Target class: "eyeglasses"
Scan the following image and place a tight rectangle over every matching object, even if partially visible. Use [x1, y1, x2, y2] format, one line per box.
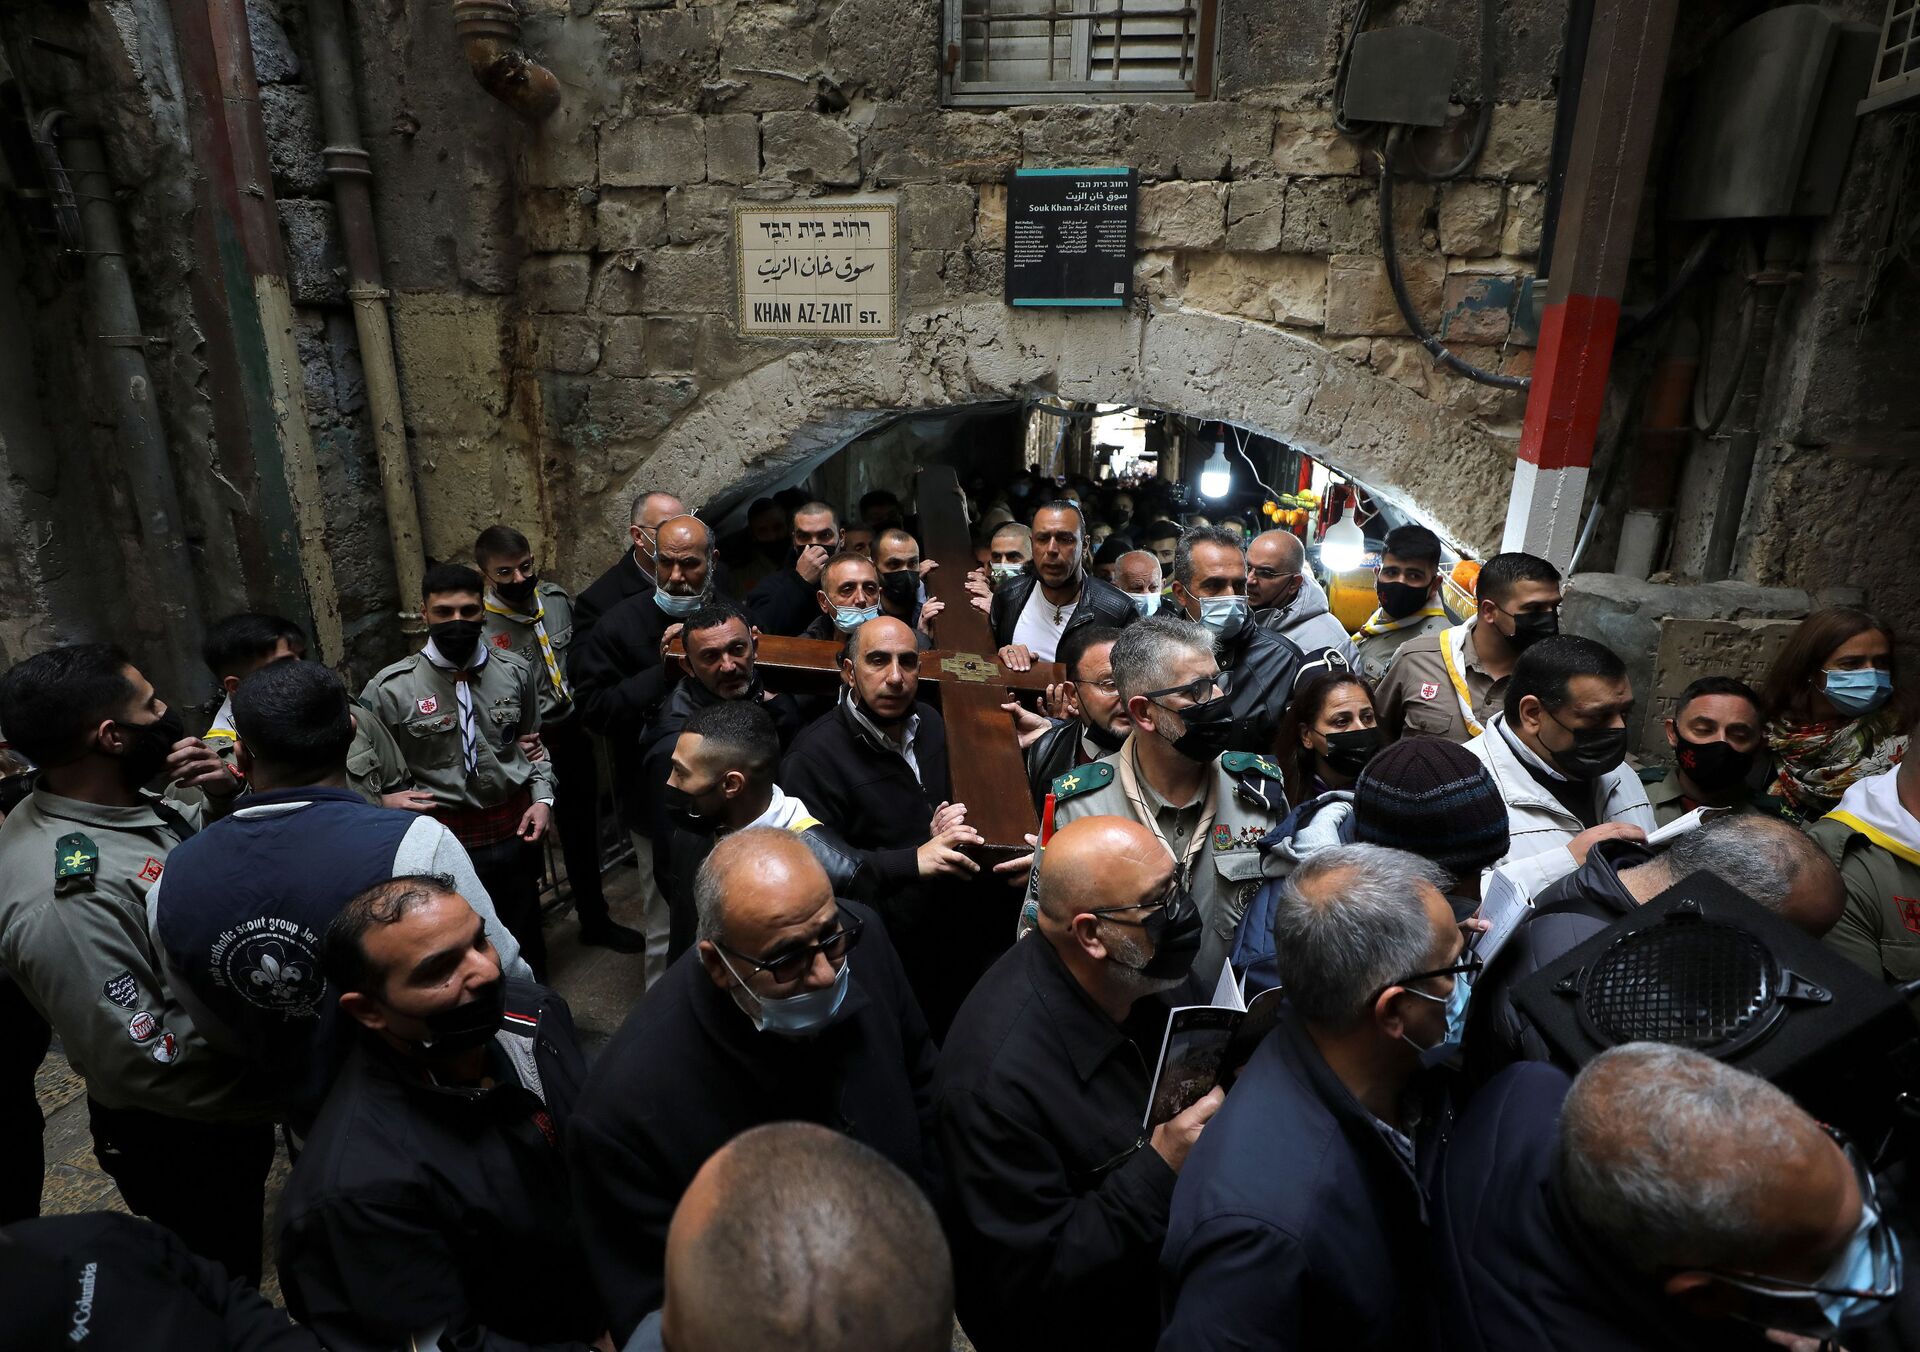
[1141, 669, 1232, 706]
[1084, 879, 1186, 926]
[714, 909, 864, 986]
[1074, 676, 1120, 696]
[1374, 949, 1484, 1003]
[1247, 566, 1296, 582]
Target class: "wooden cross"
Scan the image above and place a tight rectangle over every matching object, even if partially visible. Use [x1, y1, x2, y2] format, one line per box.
[698, 466, 1057, 863]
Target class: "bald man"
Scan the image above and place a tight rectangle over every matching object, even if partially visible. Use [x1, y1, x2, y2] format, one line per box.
[1248, 529, 1359, 666]
[571, 514, 721, 973]
[626, 1122, 953, 1352]
[935, 816, 1223, 1352]
[570, 828, 938, 1343]
[1112, 549, 1165, 617]
[575, 488, 686, 646]
[1438, 1045, 1905, 1349]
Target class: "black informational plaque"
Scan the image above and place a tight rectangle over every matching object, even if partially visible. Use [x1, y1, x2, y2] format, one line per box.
[1004, 167, 1136, 308]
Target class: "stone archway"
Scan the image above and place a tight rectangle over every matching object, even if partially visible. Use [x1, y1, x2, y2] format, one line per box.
[622, 302, 1517, 556]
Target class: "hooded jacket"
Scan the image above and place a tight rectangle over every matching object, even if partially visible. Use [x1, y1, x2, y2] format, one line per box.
[1256, 571, 1359, 668]
[1230, 791, 1357, 993]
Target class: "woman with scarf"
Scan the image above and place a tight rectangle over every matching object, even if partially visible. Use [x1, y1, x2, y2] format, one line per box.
[1760, 607, 1908, 824]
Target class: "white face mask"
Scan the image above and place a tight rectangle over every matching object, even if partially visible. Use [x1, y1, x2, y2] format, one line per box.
[1130, 591, 1161, 617]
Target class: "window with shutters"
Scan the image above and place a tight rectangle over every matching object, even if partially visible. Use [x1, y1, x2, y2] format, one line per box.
[942, 0, 1218, 105]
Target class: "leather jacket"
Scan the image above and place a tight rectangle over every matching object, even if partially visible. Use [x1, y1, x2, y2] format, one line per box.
[989, 571, 1138, 651]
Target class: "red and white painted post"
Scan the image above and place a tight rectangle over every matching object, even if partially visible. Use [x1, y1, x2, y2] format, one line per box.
[1502, 0, 1679, 567]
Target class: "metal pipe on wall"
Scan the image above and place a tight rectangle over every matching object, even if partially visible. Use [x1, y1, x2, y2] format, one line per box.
[307, 0, 427, 633]
[201, 0, 346, 662]
[452, 0, 562, 122]
[58, 123, 207, 690]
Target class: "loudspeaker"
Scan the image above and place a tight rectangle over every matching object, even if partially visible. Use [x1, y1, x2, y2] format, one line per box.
[1511, 870, 1920, 1153]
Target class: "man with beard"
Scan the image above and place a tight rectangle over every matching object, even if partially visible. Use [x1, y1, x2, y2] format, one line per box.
[574, 488, 685, 647]
[744, 501, 842, 636]
[1166, 526, 1310, 755]
[1049, 614, 1289, 993]
[0, 644, 265, 1280]
[1350, 525, 1455, 684]
[991, 502, 1137, 670]
[935, 816, 1223, 1352]
[1247, 529, 1358, 668]
[362, 564, 555, 977]
[1376, 551, 1563, 745]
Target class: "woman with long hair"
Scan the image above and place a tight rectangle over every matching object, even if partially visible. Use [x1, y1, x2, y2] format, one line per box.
[1275, 671, 1381, 807]
[1760, 606, 1909, 823]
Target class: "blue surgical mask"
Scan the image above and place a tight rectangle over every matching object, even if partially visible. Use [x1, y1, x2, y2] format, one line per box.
[1196, 594, 1251, 640]
[832, 604, 879, 633]
[1404, 972, 1471, 1054]
[1130, 591, 1161, 618]
[654, 587, 704, 618]
[1824, 668, 1893, 718]
[718, 952, 852, 1037]
[1714, 1187, 1903, 1338]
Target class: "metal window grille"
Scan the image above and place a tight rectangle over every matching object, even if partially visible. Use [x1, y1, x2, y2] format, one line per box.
[1862, 0, 1920, 113]
[943, 0, 1217, 105]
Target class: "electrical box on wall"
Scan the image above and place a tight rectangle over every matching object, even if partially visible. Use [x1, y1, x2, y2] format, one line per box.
[1667, 5, 1879, 220]
[1341, 27, 1460, 127]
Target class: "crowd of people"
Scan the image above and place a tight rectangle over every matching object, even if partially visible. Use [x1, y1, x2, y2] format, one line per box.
[0, 462, 1916, 1352]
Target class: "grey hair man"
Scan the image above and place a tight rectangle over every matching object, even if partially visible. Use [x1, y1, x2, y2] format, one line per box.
[1051, 614, 1290, 994]
[630, 1122, 952, 1352]
[1437, 1043, 1904, 1349]
[1247, 529, 1359, 667]
[575, 488, 687, 646]
[1160, 844, 1467, 1351]
[1165, 525, 1312, 753]
[569, 828, 939, 1343]
[1113, 549, 1165, 617]
[1465, 813, 1846, 1086]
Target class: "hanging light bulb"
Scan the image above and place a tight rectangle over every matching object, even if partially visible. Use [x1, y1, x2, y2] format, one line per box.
[1321, 494, 1366, 573]
[1198, 426, 1232, 499]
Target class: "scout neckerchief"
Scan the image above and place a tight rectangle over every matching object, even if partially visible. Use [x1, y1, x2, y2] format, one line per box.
[203, 694, 238, 747]
[485, 591, 572, 706]
[1437, 621, 1488, 738]
[1115, 732, 1218, 885]
[1824, 766, 1920, 867]
[1353, 602, 1448, 640]
[422, 638, 489, 777]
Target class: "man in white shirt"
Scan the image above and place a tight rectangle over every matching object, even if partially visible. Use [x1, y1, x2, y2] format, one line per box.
[989, 502, 1137, 670]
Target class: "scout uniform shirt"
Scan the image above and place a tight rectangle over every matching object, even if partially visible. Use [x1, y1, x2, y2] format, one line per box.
[1375, 619, 1506, 745]
[360, 644, 556, 814]
[1351, 605, 1453, 685]
[0, 788, 260, 1120]
[482, 581, 579, 727]
[1050, 740, 1288, 992]
[203, 692, 410, 806]
[1811, 768, 1920, 1011]
[1639, 765, 1779, 829]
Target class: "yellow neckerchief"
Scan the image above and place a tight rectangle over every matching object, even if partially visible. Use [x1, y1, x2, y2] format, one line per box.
[1354, 602, 1448, 640]
[1826, 770, 1920, 868]
[485, 591, 571, 703]
[1438, 621, 1486, 738]
[1115, 732, 1218, 884]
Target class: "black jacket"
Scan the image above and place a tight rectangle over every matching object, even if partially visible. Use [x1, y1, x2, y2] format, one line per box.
[1022, 718, 1106, 814]
[935, 933, 1176, 1352]
[568, 591, 677, 827]
[636, 679, 803, 846]
[0, 1212, 318, 1351]
[1160, 1015, 1451, 1352]
[275, 982, 603, 1352]
[744, 560, 817, 636]
[1463, 839, 1653, 1090]
[664, 813, 875, 961]
[989, 571, 1138, 652]
[567, 900, 940, 1342]
[1214, 619, 1309, 754]
[573, 549, 654, 650]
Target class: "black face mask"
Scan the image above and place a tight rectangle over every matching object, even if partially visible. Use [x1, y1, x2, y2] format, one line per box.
[660, 782, 723, 836]
[1158, 694, 1236, 763]
[1376, 580, 1431, 620]
[1545, 712, 1629, 781]
[1320, 726, 1381, 778]
[879, 570, 919, 610]
[429, 618, 485, 665]
[1502, 608, 1559, 651]
[112, 708, 186, 788]
[1119, 885, 1204, 982]
[418, 977, 506, 1058]
[495, 576, 537, 606]
[1085, 720, 1128, 754]
[1674, 735, 1756, 794]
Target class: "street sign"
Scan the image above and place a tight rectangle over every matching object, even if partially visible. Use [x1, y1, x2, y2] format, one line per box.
[1004, 167, 1136, 309]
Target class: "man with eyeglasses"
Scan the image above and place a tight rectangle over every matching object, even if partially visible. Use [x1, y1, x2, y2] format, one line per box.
[1049, 614, 1289, 992]
[1438, 1044, 1905, 1350]
[991, 501, 1137, 671]
[1010, 624, 1130, 813]
[569, 828, 938, 1345]
[1247, 529, 1358, 669]
[1377, 550, 1564, 746]
[1160, 844, 1467, 1352]
[574, 488, 685, 648]
[936, 815, 1223, 1352]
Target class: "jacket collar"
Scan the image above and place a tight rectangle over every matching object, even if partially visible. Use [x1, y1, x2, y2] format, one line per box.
[1024, 935, 1136, 1083]
[229, 786, 367, 817]
[1477, 714, 1589, 822]
[1275, 1015, 1440, 1215]
[1556, 838, 1657, 917]
[29, 787, 180, 833]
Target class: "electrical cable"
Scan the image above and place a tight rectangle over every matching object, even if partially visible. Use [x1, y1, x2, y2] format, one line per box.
[1615, 225, 1721, 349]
[1227, 425, 1287, 505]
[1691, 256, 1758, 436]
[1331, 0, 1375, 136]
[1385, 0, 1497, 183]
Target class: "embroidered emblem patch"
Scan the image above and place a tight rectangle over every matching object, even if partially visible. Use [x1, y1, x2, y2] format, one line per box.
[128, 1011, 158, 1044]
[1419, 682, 1440, 701]
[417, 696, 438, 716]
[1213, 825, 1234, 851]
[492, 632, 512, 648]
[103, 972, 138, 1009]
[137, 857, 164, 883]
[150, 1032, 179, 1065]
[1898, 897, 1920, 936]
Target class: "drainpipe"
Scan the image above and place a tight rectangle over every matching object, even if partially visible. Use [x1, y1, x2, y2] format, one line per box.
[308, 0, 427, 634]
[1614, 317, 1698, 579]
[452, 0, 562, 123]
[202, 0, 346, 663]
[57, 122, 207, 691]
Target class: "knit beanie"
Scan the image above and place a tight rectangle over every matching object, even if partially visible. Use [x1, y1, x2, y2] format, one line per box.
[1353, 736, 1509, 879]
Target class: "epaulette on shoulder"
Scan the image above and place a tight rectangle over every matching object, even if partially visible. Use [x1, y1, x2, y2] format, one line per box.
[1638, 765, 1670, 784]
[1050, 762, 1113, 801]
[1221, 751, 1284, 781]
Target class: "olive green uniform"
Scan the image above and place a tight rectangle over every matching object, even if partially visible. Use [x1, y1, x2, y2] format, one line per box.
[358, 648, 555, 812]
[1050, 743, 1288, 992]
[1639, 766, 1779, 830]
[1374, 619, 1505, 745]
[1352, 611, 1452, 685]
[482, 581, 578, 725]
[1811, 814, 1920, 1013]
